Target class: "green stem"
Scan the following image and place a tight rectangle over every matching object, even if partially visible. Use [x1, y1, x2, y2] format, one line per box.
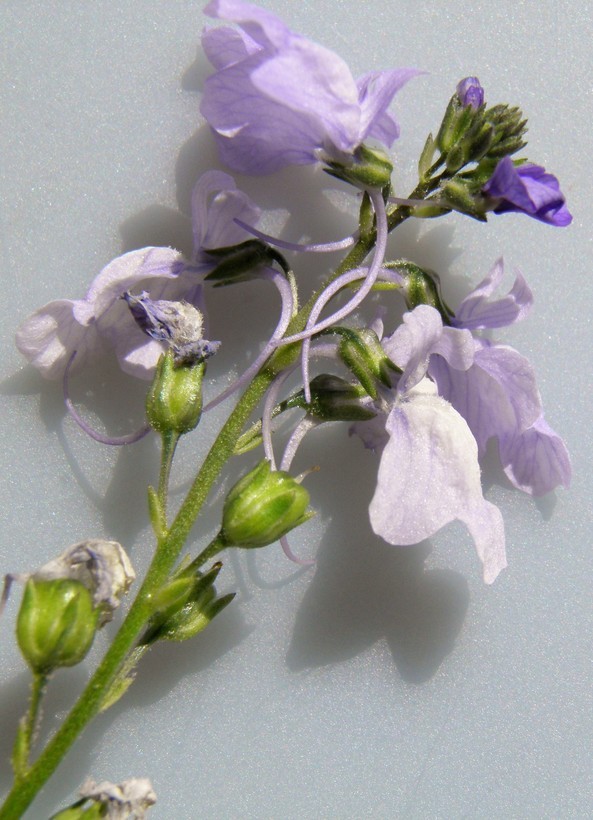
[157, 430, 179, 515]
[188, 532, 228, 572]
[11, 672, 48, 781]
[0, 182, 433, 818]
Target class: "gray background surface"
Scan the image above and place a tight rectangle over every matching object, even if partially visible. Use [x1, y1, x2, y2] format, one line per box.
[1, 1, 592, 817]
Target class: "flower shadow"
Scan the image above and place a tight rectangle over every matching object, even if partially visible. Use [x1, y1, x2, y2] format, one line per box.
[286, 533, 469, 684]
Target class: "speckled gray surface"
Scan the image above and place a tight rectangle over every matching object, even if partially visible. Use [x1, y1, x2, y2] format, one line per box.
[1, 1, 592, 817]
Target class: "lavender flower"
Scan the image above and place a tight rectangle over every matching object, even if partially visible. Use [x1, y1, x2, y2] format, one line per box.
[200, 0, 419, 175]
[353, 305, 507, 583]
[15, 171, 260, 380]
[483, 156, 572, 226]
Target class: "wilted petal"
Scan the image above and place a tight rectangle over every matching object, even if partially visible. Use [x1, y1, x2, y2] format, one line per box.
[79, 776, 156, 819]
[454, 257, 533, 330]
[369, 380, 506, 583]
[500, 415, 571, 496]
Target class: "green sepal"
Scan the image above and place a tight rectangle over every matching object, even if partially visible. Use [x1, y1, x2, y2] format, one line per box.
[331, 327, 398, 398]
[205, 239, 290, 284]
[146, 351, 204, 436]
[17, 579, 99, 675]
[324, 143, 393, 189]
[304, 374, 377, 421]
[147, 485, 167, 539]
[383, 260, 454, 322]
[418, 132, 437, 180]
[140, 562, 233, 645]
[221, 460, 313, 549]
[440, 178, 488, 221]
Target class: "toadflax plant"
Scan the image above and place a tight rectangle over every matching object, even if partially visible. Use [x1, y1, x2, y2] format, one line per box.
[1, 1, 571, 816]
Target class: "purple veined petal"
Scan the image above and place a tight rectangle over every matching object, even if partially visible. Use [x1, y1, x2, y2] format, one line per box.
[202, 24, 260, 70]
[454, 257, 533, 330]
[429, 341, 542, 454]
[484, 157, 573, 226]
[499, 415, 572, 496]
[350, 413, 389, 452]
[369, 380, 507, 583]
[201, 60, 328, 174]
[191, 170, 262, 251]
[204, 0, 292, 51]
[433, 326, 475, 371]
[251, 39, 361, 154]
[15, 298, 102, 380]
[357, 68, 422, 145]
[86, 247, 185, 316]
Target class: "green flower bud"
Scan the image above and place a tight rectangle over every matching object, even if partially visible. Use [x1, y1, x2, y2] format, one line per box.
[436, 94, 477, 155]
[337, 328, 398, 398]
[440, 178, 488, 221]
[221, 460, 313, 549]
[141, 562, 234, 645]
[146, 349, 205, 435]
[325, 143, 393, 189]
[17, 579, 99, 674]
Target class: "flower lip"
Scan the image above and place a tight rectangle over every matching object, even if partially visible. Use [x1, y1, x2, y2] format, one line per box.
[483, 156, 572, 226]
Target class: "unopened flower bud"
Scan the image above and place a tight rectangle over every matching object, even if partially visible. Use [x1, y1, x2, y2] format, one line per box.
[146, 349, 205, 435]
[221, 460, 313, 549]
[456, 76, 484, 109]
[17, 578, 99, 674]
[325, 143, 393, 189]
[141, 562, 234, 645]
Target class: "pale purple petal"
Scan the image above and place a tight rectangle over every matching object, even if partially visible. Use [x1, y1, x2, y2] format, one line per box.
[86, 247, 184, 316]
[369, 381, 506, 583]
[500, 415, 571, 496]
[382, 305, 473, 394]
[192, 170, 262, 250]
[204, 0, 291, 50]
[202, 24, 259, 69]
[357, 68, 422, 144]
[15, 299, 101, 379]
[252, 41, 361, 153]
[429, 341, 542, 454]
[454, 257, 533, 330]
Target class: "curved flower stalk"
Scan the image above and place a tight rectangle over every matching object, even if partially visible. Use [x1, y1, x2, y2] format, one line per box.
[203, 267, 296, 411]
[274, 188, 388, 402]
[16, 171, 261, 381]
[201, 0, 420, 174]
[234, 217, 357, 254]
